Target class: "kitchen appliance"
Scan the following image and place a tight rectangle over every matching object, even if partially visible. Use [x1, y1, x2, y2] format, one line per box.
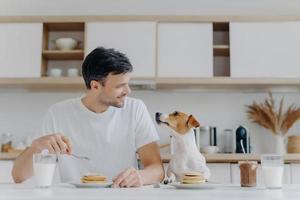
[236, 126, 250, 153]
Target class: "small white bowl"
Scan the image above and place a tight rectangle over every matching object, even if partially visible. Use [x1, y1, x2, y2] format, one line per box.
[55, 38, 78, 50]
[48, 68, 62, 77]
[200, 146, 219, 154]
[67, 68, 79, 77]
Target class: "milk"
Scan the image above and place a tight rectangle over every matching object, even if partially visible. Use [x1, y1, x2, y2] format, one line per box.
[262, 166, 283, 189]
[33, 163, 56, 187]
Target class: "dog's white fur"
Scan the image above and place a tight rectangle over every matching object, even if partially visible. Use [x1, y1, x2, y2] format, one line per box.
[157, 113, 210, 183]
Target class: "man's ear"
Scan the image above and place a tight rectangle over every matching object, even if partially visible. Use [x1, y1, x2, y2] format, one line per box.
[187, 115, 200, 128]
[90, 80, 101, 90]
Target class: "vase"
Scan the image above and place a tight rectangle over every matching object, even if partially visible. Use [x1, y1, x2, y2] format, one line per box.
[274, 135, 287, 154]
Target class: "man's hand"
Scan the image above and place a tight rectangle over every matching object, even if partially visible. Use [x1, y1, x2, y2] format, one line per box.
[112, 167, 143, 188]
[30, 134, 72, 154]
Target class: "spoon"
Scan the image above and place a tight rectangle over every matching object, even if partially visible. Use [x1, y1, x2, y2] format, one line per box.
[70, 153, 91, 161]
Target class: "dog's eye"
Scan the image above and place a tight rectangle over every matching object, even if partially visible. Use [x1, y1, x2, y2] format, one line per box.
[173, 111, 179, 116]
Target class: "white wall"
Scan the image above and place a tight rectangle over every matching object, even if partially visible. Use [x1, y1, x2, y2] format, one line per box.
[1, 0, 300, 16]
[1, 91, 300, 153]
[1, 0, 300, 153]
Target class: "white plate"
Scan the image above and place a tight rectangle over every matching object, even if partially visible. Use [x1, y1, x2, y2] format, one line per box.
[69, 181, 113, 188]
[170, 182, 217, 189]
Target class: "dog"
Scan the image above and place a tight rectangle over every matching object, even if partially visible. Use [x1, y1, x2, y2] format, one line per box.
[155, 111, 210, 183]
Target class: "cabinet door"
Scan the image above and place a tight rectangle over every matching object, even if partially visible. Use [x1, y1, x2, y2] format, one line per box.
[157, 23, 213, 77]
[231, 164, 291, 185]
[0, 23, 42, 77]
[0, 161, 13, 183]
[86, 22, 156, 77]
[207, 163, 231, 184]
[291, 164, 300, 183]
[230, 22, 300, 77]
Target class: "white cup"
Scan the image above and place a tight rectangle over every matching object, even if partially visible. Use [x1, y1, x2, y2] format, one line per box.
[48, 68, 62, 77]
[33, 153, 56, 188]
[67, 68, 79, 77]
[261, 154, 284, 189]
[200, 146, 219, 154]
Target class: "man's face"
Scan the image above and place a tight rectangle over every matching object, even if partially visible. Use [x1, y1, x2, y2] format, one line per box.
[96, 73, 131, 108]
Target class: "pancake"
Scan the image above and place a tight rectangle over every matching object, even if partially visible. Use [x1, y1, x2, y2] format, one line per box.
[81, 173, 107, 184]
[181, 171, 205, 184]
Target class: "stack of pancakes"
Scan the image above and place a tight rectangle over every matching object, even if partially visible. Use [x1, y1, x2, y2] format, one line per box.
[181, 171, 205, 184]
[81, 173, 107, 184]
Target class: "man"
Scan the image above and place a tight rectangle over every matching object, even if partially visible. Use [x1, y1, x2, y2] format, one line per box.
[12, 47, 164, 187]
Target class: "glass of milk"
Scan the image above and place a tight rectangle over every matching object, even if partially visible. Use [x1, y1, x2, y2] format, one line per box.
[33, 153, 57, 188]
[261, 154, 284, 189]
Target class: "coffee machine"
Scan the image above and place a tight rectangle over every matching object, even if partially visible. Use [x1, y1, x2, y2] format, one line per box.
[236, 126, 250, 153]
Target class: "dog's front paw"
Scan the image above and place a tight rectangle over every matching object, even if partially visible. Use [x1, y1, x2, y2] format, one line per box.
[164, 174, 176, 184]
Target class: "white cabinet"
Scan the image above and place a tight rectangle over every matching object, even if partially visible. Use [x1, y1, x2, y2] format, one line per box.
[86, 22, 156, 77]
[230, 22, 300, 78]
[157, 23, 213, 77]
[0, 161, 13, 183]
[290, 164, 300, 184]
[231, 164, 291, 185]
[207, 163, 231, 184]
[0, 23, 42, 77]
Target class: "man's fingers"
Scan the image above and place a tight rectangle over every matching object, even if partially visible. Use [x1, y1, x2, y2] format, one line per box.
[46, 143, 56, 154]
[120, 172, 135, 187]
[61, 135, 72, 154]
[50, 140, 61, 154]
[113, 168, 133, 187]
[56, 136, 68, 154]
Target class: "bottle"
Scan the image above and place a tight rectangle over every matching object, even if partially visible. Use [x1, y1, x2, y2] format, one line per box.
[223, 129, 234, 153]
[1, 133, 12, 152]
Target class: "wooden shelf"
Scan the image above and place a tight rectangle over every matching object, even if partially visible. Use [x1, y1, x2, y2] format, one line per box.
[44, 22, 84, 31]
[0, 77, 299, 91]
[213, 45, 230, 56]
[156, 77, 300, 90]
[161, 153, 300, 163]
[42, 50, 84, 60]
[0, 77, 155, 91]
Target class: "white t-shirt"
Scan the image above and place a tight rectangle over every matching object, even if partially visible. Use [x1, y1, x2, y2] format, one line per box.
[39, 97, 159, 182]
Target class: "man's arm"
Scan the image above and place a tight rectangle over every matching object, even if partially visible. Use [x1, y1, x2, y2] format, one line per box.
[112, 142, 164, 187]
[12, 134, 72, 183]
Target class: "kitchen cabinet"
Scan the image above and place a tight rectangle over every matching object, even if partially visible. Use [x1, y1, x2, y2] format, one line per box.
[230, 22, 300, 78]
[231, 163, 291, 185]
[0, 23, 42, 77]
[207, 163, 231, 184]
[86, 22, 156, 78]
[290, 164, 300, 184]
[157, 23, 213, 77]
[0, 161, 13, 183]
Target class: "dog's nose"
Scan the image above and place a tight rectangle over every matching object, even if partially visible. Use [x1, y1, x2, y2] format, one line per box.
[155, 112, 162, 124]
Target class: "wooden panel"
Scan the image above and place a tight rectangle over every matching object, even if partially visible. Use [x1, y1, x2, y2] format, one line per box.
[157, 23, 213, 77]
[86, 22, 156, 77]
[44, 22, 84, 31]
[0, 23, 42, 77]
[213, 45, 230, 56]
[230, 22, 300, 77]
[42, 50, 84, 60]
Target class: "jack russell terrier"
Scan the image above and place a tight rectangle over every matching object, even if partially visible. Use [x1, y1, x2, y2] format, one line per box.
[155, 111, 210, 183]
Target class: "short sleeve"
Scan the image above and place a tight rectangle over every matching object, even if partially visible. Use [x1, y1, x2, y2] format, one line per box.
[135, 100, 160, 150]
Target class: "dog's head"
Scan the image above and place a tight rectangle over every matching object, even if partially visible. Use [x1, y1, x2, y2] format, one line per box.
[155, 111, 200, 134]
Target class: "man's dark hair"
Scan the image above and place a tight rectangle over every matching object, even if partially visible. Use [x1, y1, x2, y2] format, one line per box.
[82, 47, 133, 89]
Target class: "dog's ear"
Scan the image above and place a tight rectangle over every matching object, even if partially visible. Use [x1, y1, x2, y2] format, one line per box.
[187, 115, 200, 128]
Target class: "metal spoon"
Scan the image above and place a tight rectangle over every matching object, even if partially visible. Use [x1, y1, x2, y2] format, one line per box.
[70, 153, 91, 161]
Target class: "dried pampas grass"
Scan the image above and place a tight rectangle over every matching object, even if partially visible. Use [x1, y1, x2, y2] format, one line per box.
[246, 92, 300, 136]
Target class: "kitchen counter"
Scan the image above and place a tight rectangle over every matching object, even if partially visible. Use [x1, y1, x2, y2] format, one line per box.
[3, 152, 300, 163]
[0, 183, 299, 200]
[161, 153, 300, 163]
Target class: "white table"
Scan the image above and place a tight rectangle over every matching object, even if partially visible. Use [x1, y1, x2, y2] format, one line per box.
[0, 183, 300, 200]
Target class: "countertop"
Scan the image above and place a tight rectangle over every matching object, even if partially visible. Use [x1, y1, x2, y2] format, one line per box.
[3, 152, 300, 163]
[0, 183, 299, 200]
